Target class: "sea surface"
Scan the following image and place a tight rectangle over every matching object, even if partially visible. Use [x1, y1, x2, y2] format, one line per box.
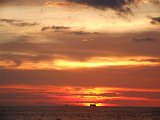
[0, 107, 160, 120]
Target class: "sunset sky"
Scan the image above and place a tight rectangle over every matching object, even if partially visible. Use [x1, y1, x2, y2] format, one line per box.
[0, 0, 160, 107]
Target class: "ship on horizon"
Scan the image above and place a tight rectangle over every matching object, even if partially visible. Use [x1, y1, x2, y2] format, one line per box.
[90, 104, 96, 106]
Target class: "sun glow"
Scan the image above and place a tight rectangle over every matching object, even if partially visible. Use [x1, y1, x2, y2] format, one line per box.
[83, 103, 106, 106]
[54, 56, 160, 69]
[0, 56, 159, 70]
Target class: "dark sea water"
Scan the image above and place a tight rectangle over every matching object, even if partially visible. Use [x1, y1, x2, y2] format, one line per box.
[0, 107, 160, 120]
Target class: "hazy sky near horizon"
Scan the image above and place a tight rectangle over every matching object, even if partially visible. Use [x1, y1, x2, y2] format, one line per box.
[0, 0, 160, 107]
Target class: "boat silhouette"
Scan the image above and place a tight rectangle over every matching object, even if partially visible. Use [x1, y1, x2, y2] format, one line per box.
[90, 104, 96, 106]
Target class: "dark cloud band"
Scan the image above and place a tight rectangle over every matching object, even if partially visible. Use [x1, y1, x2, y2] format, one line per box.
[150, 17, 160, 25]
[0, 19, 39, 27]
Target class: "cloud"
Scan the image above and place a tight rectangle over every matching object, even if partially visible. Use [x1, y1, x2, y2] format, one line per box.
[41, 25, 99, 35]
[119, 90, 160, 99]
[0, 52, 53, 67]
[151, 0, 160, 4]
[12, 22, 39, 27]
[0, 31, 160, 66]
[1, 0, 159, 11]
[67, 31, 99, 35]
[0, 0, 46, 6]
[44, 1, 80, 7]
[41, 25, 70, 31]
[132, 37, 156, 42]
[150, 17, 160, 25]
[70, 90, 160, 99]
[46, 0, 134, 15]
[0, 19, 21, 23]
[0, 88, 46, 99]
[130, 58, 160, 63]
[65, 0, 160, 14]
[103, 98, 160, 107]
[0, 86, 160, 106]
[0, 66, 160, 89]
[0, 88, 60, 106]
[0, 18, 39, 27]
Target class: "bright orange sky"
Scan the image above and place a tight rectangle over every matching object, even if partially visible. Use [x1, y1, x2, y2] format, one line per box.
[0, 0, 160, 107]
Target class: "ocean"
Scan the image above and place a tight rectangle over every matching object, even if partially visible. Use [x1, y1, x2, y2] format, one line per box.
[0, 107, 160, 120]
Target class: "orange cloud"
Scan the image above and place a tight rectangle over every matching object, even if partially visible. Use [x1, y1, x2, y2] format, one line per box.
[54, 56, 160, 69]
[44, 1, 87, 8]
[0, 56, 159, 70]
